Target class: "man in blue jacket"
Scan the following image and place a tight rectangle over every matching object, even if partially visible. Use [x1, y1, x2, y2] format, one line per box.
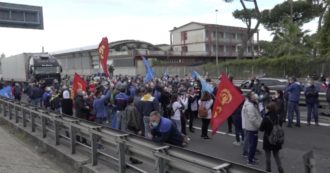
[93, 84, 112, 124]
[304, 79, 319, 125]
[285, 77, 301, 127]
[149, 111, 185, 146]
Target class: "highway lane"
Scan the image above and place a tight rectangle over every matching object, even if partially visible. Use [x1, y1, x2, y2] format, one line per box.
[185, 117, 330, 173]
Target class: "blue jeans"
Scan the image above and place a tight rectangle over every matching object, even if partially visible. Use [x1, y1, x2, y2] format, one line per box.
[288, 101, 300, 126]
[143, 116, 151, 139]
[31, 98, 41, 107]
[242, 130, 249, 156]
[111, 111, 117, 129]
[172, 119, 182, 133]
[246, 130, 258, 163]
[115, 111, 124, 130]
[307, 103, 318, 124]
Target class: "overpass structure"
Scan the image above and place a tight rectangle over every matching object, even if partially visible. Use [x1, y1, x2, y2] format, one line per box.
[0, 97, 266, 173]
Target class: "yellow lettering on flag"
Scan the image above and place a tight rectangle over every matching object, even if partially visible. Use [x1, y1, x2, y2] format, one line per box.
[213, 89, 233, 118]
[99, 45, 105, 59]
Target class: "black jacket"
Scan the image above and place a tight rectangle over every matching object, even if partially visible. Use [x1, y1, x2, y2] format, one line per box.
[61, 99, 73, 116]
[260, 112, 283, 151]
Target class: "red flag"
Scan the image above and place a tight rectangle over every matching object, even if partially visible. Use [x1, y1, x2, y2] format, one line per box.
[211, 74, 244, 135]
[98, 37, 110, 77]
[72, 73, 87, 98]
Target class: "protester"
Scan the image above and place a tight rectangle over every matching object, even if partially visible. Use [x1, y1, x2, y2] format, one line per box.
[242, 91, 262, 165]
[50, 90, 61, 113]
[114, 84, 129, 130]
[13, 83, 22, 101]
[171, 94, 184, 133]
[260, 102, 284, 173]
[198, 91, 213, 140]
[304, 78, 319, 126]
[187, 87, 199, 133]
[149, 111, 187, 146]
[124, 96, 141, 134]
[93, 86, 112, 124]
[258, 85, 271, 117]
[61, 90, 73, 116]
[273, 90, 285, 125]
[42, 87, 52, 109]
[285, 77, 301, 127]
[139, 87, 159, 139]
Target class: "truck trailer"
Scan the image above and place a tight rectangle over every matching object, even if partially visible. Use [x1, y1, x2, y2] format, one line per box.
[1, 53, 62, 84]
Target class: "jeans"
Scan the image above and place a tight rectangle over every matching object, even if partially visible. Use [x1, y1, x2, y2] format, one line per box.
[115, 111, 123, 130]
[96, 117, 107, 124]
[180, 113, 187, 135]
[265, 150, 284, 173]
[143, 116, 151, 139]
[288, 101, 300, 126]
[173, 119, 182, 133]
[111, 111, 118, 129]
[246, 130, 258, 163]
[307, 103, 318, 124]
[201, 118, 210, 137]
[227, 116, 233, 132]
[31, 98, 41, 107]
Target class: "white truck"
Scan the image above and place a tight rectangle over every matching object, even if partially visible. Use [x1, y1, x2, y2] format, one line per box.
[1, 53, 62, 84]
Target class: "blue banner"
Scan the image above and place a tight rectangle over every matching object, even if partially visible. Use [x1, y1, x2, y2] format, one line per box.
[0, 86, 12, 99]
[142, 56, 154, 83]
[192, 71, 214, 94]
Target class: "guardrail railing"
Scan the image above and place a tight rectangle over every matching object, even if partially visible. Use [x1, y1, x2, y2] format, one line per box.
[0, 97, 266, 173]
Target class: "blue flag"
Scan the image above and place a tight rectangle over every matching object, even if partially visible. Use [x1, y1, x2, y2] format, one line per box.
[0, 86, 12, 99]
[192, 71, 214, 94]
[142, 56, 154, 83]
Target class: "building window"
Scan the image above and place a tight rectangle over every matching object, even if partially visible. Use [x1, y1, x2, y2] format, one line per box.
[181, 31, 187, 41]
[182, 46, 188, 52]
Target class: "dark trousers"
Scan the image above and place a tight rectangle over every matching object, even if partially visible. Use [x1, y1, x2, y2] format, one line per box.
[227, 116, 233, 132]
[189, 111, 198, 130]
[265, 150, 284, 173]
[246, 130, 258, 163]
[288, 101, 300, 126]
[181, 113, 187, 135]
[201, 118, 210, 137]
[307, 103, 319, 124]
[234, 119, 244, 142]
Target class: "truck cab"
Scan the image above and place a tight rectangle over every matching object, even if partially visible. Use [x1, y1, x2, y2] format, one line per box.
[29, 54, 62, 84]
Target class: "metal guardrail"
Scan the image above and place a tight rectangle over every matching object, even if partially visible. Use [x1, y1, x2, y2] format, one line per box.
[0, 97, 266, 173]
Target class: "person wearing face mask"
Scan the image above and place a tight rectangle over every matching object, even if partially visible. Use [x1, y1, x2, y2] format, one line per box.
[326, 78, 330, 115]
[273, 90, 285, 126]
[149, 111, 186, 146]
[242, 91, 262, 165]
[304, 79, 319, 126]
[285, 77, 301, 128]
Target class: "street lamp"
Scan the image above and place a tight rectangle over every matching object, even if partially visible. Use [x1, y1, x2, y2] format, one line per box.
[215, 9, 219, 66]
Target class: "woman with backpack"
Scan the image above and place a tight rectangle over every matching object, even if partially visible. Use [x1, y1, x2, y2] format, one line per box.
[260, 102, 284, 173]
[198, 91, 213, 139]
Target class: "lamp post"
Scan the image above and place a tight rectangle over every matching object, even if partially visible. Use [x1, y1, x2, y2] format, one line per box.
[215, 9, 219, 66]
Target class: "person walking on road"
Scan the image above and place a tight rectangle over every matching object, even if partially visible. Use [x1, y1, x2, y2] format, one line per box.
[304, 78, 319, 126]
[273, 90, 285, 126]
[242, 91, 262, 165]
[285, 77, 301, 128]
[198, 91, 213, 140]
[260, 102, 284, 173]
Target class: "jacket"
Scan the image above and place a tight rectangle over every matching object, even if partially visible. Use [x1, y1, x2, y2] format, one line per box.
[61, 99, 73, 116]
[304, 85, 319, 104]
[125, 104, 141, 132]
[260, 112, 283, 151]
[93, 90, 111, 118]
[114, 92, 128, 111]
[242, 99, 262, 131]
[75, 95, 88, 119]
[285, 83, 301, 103]
[139, 93, 159, 117]
[151, 117, 183, 146]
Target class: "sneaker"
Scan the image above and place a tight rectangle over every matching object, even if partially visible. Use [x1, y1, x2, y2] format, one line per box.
[203, 136, 211, 140]
[242, 153, 248, 158]
[247, 160, 258, 166]
[233, 141, 241, 146]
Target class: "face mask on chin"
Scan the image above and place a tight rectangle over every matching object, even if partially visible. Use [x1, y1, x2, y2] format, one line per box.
[150, 122, 159, 128]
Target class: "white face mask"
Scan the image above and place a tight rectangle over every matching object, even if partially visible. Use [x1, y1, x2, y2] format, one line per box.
[326, 81, 330, 85]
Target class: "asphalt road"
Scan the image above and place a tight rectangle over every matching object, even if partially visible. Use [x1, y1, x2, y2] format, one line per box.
[185, 112, 330, 173]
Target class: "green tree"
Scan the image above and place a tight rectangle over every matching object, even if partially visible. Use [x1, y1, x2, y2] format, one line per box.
[272, 18, 310, 56]
[320, 4, 330, 55]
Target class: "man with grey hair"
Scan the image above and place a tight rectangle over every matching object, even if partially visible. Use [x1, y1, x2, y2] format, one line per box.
[149, 111, 186, 146]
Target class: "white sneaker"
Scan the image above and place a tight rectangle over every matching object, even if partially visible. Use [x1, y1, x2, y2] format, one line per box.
[233, 141, 241, 146]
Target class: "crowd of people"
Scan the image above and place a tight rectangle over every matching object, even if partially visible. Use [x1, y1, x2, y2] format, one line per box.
[3, 73, 330, 173]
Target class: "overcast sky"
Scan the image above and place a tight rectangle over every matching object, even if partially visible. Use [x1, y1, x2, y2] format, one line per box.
[0, 0, 317, 56]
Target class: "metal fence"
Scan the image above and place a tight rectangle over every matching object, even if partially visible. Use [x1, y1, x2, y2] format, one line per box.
[0, 98, 266, 173]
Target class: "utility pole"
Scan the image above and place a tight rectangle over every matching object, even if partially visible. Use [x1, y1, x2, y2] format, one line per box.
[215, 9, 219, 66]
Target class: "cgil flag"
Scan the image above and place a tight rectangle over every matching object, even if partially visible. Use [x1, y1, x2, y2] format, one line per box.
[211, 74, 244, 135]
[72, 73, 87, 98]
[192, 71, 214, 94]
[98, 37, 110, 77]
[142, 56, 154, 83]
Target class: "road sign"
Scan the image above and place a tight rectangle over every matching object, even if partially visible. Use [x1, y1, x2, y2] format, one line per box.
[0, 2, 43, 29]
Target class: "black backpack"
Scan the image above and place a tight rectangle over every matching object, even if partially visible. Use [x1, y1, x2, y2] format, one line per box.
[268, 117, 285, 145]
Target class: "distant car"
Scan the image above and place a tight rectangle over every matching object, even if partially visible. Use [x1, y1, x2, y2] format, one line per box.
[240, 78, 288, 91]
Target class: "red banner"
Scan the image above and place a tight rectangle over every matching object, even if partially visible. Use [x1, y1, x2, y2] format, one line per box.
[72, 73, 87, 98]
[98, 37, 110, 77]
[211, 74, 245, 135]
